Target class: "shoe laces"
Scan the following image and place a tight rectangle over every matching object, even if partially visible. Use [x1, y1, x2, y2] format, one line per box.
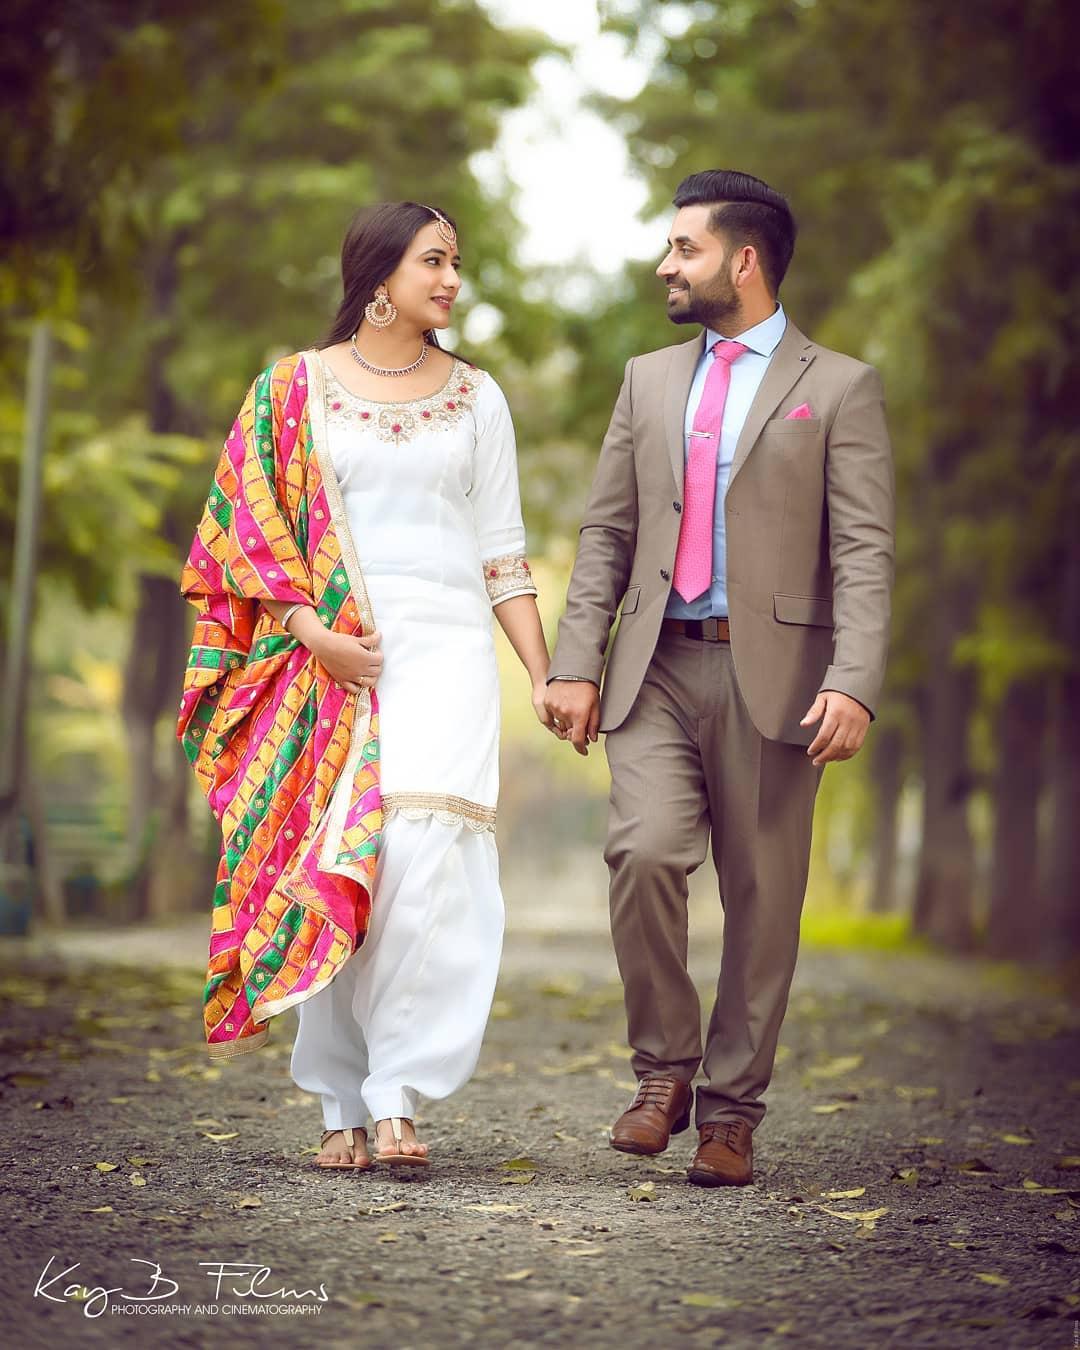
[701, 1121, 745, 1148]
[632, 1076, 679, 1109]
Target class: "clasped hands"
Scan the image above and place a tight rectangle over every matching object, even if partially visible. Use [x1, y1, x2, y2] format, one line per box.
[540, 680, 870, 765]
[287, 605, 383, 695]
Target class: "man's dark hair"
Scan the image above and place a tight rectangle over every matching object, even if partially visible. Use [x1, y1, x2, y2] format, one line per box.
[673, 170, 797, 294]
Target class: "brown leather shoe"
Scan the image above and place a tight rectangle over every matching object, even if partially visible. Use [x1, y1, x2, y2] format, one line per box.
[687, 1120, 754, 1187]
[609, 1074, 692, 1155]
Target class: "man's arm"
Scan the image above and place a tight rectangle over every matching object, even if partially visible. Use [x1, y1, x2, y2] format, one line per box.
[817, 363, 895, 717]
[548, 357, 639, 685]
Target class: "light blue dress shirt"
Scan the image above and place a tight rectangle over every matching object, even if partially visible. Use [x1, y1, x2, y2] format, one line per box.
[665, 303, 788, 620]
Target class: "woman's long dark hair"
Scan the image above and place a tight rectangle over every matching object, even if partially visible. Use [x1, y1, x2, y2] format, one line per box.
[320, 201, 460, 350]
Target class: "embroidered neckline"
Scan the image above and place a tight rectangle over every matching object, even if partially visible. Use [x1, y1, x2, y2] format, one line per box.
[323, 358, 484, 446]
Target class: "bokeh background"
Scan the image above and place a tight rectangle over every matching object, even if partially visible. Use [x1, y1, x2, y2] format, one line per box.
[2, 0, 1078, 970]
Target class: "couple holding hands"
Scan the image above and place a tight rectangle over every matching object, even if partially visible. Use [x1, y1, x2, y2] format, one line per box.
[178, 169, 894, 1186]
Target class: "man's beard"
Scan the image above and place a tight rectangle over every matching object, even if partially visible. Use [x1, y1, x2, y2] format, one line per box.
[668, 269, 741, 329]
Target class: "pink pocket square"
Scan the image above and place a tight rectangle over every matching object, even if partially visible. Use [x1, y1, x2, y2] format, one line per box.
[785, 402, 813, 420]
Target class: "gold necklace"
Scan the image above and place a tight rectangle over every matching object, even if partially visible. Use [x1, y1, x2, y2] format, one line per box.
[349, 334, 428, 378]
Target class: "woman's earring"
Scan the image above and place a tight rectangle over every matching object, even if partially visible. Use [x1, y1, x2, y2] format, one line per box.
[364, 285, 397, 329]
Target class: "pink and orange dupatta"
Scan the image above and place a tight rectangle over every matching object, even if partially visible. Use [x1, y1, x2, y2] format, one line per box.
[177, 352, 381, 1058]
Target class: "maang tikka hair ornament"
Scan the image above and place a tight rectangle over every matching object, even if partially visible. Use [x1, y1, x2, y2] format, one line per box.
[427, 207, 457, 249]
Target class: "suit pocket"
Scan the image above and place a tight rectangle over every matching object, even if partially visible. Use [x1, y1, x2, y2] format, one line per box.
[774, 593, 833, 627]
[765, 418, 822, 433]
[621, 585, 640, 616]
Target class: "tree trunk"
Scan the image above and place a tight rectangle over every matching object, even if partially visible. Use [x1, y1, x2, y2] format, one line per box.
[985, 677, 1047, 958]
[912, 586, 978, 950]
[868, 723, 904, 914]
[1042, 523, 1080, 958]
[121, 236, 194, 917]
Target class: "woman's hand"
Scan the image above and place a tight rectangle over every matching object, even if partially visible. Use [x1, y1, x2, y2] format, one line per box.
[309, 629, 383, 696]
[533, 680, 561, 735]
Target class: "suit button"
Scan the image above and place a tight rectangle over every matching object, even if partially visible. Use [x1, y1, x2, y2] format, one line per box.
[673, 501, 682, 513]
[660, 568, 670, 581]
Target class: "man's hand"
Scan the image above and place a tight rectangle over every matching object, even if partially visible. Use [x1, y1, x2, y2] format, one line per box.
[544, 680, 601, 756]
[800, 690, 870, 767]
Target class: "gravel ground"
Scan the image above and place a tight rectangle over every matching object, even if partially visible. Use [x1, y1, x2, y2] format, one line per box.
[1, 921, 1078, 1350]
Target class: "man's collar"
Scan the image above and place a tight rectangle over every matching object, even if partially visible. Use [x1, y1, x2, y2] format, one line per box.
[705, 302, 787, 358]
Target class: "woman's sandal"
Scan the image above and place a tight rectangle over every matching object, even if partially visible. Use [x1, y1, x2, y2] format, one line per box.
[374, 1117, 430, 1168]
[313, 1126, 370, 1169]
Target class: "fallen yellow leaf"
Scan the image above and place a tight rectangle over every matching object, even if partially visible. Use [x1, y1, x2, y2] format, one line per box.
[502, 1157, 539, 1171]
[107, 1097, 131, 1105]
[821, 1187, 866, 1200]
[235, 1196, 262, 1209]
[94, 1162, 119, 1173]
[1056, 1156, 1080, 1169]
[84, 1206, 113, 1214]
[131, 1174, 147, 1187]
[807, 1055, 863, 1079]
[682, 1294, 742, 1309]
[627, 1182, 657, 1202]
[565, 1245, 604, 1258]
[377, 1233, 399, 1244]
[974, 1272, 1009, 1287]
[202, 1131, 239, 1142]
[999, 1133, 1033, 1145]
[464, 1203, 522, 1214]
[812, 1103, 854, 1114]
[820, 1206, 890, 1223]
[500, 1172, 536, 1186]
[500, 1269, 533, 1282]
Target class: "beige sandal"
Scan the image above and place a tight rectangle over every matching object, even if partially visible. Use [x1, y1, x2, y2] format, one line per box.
[374, 1117, 430, 1168]
[313, 1126, 370, 1169]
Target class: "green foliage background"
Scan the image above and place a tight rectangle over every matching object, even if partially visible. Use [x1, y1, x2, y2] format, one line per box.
[2, 0, 1077, 957]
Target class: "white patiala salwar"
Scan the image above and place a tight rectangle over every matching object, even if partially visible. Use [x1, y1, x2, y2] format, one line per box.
[290, 353, 535, 1126]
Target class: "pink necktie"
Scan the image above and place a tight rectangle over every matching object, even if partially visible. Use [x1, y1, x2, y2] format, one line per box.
[672, 339, 749, 603]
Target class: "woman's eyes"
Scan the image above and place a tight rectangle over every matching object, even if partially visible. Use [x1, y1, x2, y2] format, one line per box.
[424, 257, 461, 270]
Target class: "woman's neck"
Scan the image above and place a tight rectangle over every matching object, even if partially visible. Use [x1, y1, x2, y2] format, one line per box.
[352, 322, 428, 365]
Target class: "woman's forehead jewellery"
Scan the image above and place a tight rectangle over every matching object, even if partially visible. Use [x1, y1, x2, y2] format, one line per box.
[427, 208, 457, 248]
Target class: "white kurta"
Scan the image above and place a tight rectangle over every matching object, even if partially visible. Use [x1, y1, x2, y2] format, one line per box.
[290, 352, 535, 1127]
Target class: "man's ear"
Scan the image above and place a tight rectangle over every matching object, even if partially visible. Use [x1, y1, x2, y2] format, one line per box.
[734, 244, 757, 286]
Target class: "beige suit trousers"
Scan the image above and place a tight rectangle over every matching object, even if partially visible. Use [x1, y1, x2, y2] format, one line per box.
[604, 627, 822, 1131]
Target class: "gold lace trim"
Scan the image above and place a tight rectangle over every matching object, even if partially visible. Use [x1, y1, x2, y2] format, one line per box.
[483, 552, 537, 605]
[382, 792, 496, 833]
[324, 360, 483, 445]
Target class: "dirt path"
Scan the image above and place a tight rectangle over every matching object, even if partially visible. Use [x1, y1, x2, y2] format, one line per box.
[2, 922, 1078, 1349]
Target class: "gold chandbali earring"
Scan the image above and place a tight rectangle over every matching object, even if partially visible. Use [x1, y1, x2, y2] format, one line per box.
[364, 284, 397, 329]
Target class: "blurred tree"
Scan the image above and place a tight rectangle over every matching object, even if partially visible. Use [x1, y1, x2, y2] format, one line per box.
[591, 0, 1080, 953]
[3, 0, 553, 915]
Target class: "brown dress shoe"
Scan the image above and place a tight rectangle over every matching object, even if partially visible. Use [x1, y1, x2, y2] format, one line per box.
[609, 1074, 692, 1155]
[687, 1120, 754, 1187]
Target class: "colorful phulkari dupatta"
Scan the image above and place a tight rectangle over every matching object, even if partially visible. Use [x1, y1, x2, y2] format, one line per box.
[178, 352, 381, 1058]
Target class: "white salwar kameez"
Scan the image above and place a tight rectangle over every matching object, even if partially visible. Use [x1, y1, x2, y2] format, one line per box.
[290, 353, 535, 1127]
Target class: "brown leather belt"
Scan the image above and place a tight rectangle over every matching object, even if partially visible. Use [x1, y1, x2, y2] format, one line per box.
[662, 617, 730, 642]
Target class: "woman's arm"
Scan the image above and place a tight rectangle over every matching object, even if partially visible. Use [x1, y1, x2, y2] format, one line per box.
[493, 594, 555, 730]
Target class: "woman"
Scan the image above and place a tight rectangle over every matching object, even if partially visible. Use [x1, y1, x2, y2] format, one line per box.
[178, 201, 553, 1170]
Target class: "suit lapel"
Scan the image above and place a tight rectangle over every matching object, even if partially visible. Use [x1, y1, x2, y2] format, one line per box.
[663, 333, 706, 489]
[728, 320, 816, 488]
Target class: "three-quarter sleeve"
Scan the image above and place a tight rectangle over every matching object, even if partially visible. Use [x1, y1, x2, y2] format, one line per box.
[469, 374, 538, 606]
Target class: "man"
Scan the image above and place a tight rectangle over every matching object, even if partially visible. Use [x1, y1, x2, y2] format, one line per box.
[545, 170, 894, 1187]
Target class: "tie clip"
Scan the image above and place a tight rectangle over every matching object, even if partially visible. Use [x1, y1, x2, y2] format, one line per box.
[688, 430, 714, 438]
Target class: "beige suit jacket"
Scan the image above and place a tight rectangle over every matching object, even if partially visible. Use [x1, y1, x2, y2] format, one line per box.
[549, 320, 895, 746]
